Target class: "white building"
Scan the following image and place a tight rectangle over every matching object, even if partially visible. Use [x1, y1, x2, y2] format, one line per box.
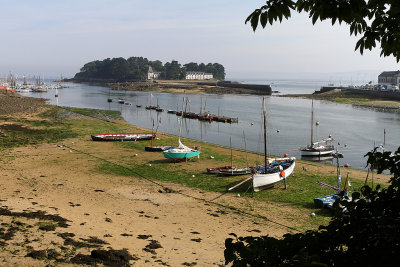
[147, 67, 161, 80]
[378, 71, 400, 89]
[185, 71, 213, 80]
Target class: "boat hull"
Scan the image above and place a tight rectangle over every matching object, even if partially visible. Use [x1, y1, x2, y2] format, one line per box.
[91, 133, 156, 141]
[219, 168, 251, 176]
[252, 160, 295, 192]
[145, 146, 174, 152]
[163, 150, 201, 159]
[314, 194, 340, 208]
[206, 166, 235, 174]
[301, 147, 334, 157]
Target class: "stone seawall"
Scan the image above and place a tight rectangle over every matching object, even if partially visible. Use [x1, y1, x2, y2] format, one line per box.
[345, 88, 400, 101]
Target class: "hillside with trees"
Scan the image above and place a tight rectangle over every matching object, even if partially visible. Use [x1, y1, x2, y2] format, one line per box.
[73, 57, 225, 82]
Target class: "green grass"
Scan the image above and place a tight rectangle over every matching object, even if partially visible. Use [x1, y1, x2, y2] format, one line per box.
[0, 107, 78, 149]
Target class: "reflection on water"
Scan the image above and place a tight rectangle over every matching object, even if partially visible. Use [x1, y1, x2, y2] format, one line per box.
[25, 82, 400, 170]
[301, 156, 334, 164]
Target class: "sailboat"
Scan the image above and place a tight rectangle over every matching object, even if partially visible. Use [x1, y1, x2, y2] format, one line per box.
[212, 136, 251, 176]
[163, 95, 201, 160]
[301, 99, 334, 157]
[250, 97, 296, 192]
[145, 120, 173, 152]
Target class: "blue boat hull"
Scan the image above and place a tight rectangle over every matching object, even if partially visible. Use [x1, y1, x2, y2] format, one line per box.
[314, 194, 341, 208]
[163, 150, 201, 159]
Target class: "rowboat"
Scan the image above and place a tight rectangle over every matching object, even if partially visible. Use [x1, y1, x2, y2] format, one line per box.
[91, 133, 155, 141]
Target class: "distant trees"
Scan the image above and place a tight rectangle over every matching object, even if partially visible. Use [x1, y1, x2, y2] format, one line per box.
[74, 57, 225, 81]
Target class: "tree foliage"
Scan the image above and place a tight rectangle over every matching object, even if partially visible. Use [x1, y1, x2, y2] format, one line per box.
[246, 0, 400, 61]
[74, 57, 225, 81]
[225, 146, 400, 266]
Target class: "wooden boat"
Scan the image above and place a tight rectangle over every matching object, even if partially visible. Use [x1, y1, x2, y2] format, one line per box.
[163, 95, 201, 160]
[246, 97, 296, 192]
[144, 122, 173, 152]
[206, 166, 236, 174]
[91, 133, 155, 141]
[301, 100, 334, 157]
[209, 136, 251, 176]
[145, 146, 174, 152]
[252, 158, 296, 191]
[155, 107, 164, 112]
[136, 104, 142, 108]
[219, 168, 251, 176]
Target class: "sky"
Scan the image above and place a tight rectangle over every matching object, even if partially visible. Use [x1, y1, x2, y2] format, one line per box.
[0, 0, 398, 81]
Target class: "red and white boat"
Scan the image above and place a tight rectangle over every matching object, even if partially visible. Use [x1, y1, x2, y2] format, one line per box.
[91, 133, 156, 141]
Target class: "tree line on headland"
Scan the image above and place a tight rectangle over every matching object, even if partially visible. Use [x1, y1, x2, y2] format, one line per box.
[73, 57, 225, 82]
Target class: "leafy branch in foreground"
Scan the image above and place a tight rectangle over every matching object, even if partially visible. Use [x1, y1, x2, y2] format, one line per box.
[246, 0, 400, 61]
[225, 146, 400, 266]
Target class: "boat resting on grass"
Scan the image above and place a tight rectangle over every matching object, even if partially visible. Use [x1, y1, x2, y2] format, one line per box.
[91, 133, 156, 141]
[163, 139, 201, 160]
[252, 158, 296, 192]
[219, 168, 252, 176]
[206, 166, 235, 174]
[145, 146, 174, 152]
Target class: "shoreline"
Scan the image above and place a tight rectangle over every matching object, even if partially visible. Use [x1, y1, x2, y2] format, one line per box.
[0, 91, 391, 266]
[280, 89, 400, 111]
[68, 79, 273, 95]
[69, 79, 400, 111]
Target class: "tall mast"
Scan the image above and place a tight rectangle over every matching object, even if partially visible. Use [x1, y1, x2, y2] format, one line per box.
[178, 92, 186, 141]
[311, 99, 314, 146]
[263, 97, 268, 168]
[230, 136, 233, 168]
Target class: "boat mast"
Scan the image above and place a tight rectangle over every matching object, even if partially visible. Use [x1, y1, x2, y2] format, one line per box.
[263, 97, 268, 168]
[310, 99, 314, 146]
[243, 130, 248, 169]
[230, 136, 233, 167]
[178, 92, 186, 141]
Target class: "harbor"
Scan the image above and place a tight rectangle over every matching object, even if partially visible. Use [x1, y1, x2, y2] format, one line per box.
[22, 80, 400, 170]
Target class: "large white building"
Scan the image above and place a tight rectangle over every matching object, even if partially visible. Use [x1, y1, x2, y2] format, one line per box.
[147, 67, 161, 80]
[185, 71, 213, 80]
[378, 71, 400, 89]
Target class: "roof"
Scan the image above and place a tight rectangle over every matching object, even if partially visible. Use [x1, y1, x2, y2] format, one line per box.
[378, 71, 400, 77]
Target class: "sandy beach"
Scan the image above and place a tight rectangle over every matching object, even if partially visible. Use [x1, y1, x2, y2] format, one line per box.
[0, 92, 390, 266]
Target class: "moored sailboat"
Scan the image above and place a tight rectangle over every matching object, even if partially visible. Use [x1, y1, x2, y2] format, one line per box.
[301, 100, 334, 157]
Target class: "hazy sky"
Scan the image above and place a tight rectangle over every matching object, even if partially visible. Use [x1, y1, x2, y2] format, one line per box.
[0, 0, 398, 80]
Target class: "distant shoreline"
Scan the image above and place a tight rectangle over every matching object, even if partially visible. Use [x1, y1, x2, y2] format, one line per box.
[65, 79, 273, 95]
[281, 89, 400, 111]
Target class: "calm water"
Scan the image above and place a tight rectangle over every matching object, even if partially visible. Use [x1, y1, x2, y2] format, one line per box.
[24, 81, 400, 170]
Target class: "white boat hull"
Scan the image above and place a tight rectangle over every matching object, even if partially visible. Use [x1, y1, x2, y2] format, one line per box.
[252, 161, 295, 192]
[301, 148, 334, 157]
